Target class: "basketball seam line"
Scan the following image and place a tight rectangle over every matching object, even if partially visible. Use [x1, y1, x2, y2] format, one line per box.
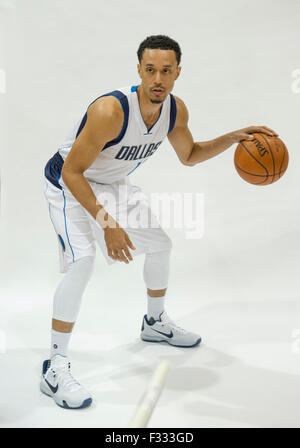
[240, 141, 269, 176]
[235, 166, 269, 184]
[258, 133, 276, 184]
[234, 165, 285, 177]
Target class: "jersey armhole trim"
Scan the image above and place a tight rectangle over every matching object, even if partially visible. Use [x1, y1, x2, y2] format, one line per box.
[101, 91, 129, 150]
[168, 94, 177, 134]
[75, 90, 129, 149]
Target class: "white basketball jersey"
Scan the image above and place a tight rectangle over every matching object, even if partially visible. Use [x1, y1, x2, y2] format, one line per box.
[45, 85, 177, 189]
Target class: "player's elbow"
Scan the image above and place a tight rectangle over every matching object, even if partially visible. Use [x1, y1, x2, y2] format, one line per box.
[61, 163, 82, 183]
[61, 165, 71, 185]
[181, 158, 196, 167]
[61, 163, 71, 181]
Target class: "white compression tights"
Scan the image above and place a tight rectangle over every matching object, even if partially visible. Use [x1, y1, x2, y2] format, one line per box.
[143, 248, 171, 290]
[52, 248, 171, 324]
[52, 256, 95, 323]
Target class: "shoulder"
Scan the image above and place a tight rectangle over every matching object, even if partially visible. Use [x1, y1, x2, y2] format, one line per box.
[83, 95, 124, 138]
[88, 95, 124, 122]
[172, 95, 189, 127]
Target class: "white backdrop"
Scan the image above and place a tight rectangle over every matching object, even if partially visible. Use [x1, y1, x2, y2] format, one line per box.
[1, 0, 300, 428]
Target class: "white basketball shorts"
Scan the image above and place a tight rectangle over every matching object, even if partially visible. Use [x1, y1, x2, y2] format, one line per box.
[44, 176, 172, 273]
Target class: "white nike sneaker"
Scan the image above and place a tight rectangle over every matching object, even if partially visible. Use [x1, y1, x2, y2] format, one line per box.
[141, 311, 202, 348]
[40, 354, 92, 409]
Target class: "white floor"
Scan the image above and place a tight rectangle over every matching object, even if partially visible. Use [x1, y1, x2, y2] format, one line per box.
[1, 0, 300, 429]
[1, 251, 300, 428]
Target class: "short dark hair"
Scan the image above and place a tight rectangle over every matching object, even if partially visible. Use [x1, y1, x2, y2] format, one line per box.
[137, 35, 182, 65]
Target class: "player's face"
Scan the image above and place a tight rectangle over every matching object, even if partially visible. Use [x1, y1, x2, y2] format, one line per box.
[137, 49, 181, 104]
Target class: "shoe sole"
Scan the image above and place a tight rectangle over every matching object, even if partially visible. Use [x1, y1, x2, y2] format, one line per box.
[40, 381, 92, 409]
[58, 398, 92, 409]
[141, 335, 202, 348]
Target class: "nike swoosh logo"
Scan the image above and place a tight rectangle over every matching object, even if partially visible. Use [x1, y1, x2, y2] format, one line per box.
[44, 377, 58, 394]
[153, 329, 173, 338]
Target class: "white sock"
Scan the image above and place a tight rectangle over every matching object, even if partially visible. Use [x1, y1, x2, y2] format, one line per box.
[147, 294, 165, 321]
[50, 329, 72, 358]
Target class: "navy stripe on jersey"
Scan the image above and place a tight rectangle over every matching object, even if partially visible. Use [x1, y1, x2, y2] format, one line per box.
[45, 151, 64, 190]
[168, 94, 177, 134]
[75, 90, 129, 150]
[101, 91, 129, 149]
[76, 113, 87, 139]
[45, 91, 129, 189]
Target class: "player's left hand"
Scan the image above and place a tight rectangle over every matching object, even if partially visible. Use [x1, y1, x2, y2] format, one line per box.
[231, 126, 278, 143]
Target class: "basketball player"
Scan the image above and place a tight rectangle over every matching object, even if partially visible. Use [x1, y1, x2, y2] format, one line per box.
[41, 35, 277, 409]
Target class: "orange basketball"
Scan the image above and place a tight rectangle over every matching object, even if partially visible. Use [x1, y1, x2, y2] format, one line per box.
[234, 133, 289, 185]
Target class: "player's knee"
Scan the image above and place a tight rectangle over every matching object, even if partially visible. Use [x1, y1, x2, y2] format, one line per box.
[68, 255, 95, 277]
[77, 255, 95, 270]
[148, 235, 172, 255]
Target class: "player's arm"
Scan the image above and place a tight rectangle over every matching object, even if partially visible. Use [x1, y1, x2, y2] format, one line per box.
[61, 97, 135, 263]
[62, 96, 122, 221]
[168, 96, 278, 166]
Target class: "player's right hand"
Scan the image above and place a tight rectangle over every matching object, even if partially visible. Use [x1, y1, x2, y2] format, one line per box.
[231, 126, 278, 143]
[104, 223, 136, 264]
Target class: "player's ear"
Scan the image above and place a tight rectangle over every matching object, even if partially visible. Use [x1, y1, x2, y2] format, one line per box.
[175, 65, 181, 80]
[137, 63, 142, 79]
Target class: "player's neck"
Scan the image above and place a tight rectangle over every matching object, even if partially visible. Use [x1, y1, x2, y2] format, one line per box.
[137, 85, 162, 121]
